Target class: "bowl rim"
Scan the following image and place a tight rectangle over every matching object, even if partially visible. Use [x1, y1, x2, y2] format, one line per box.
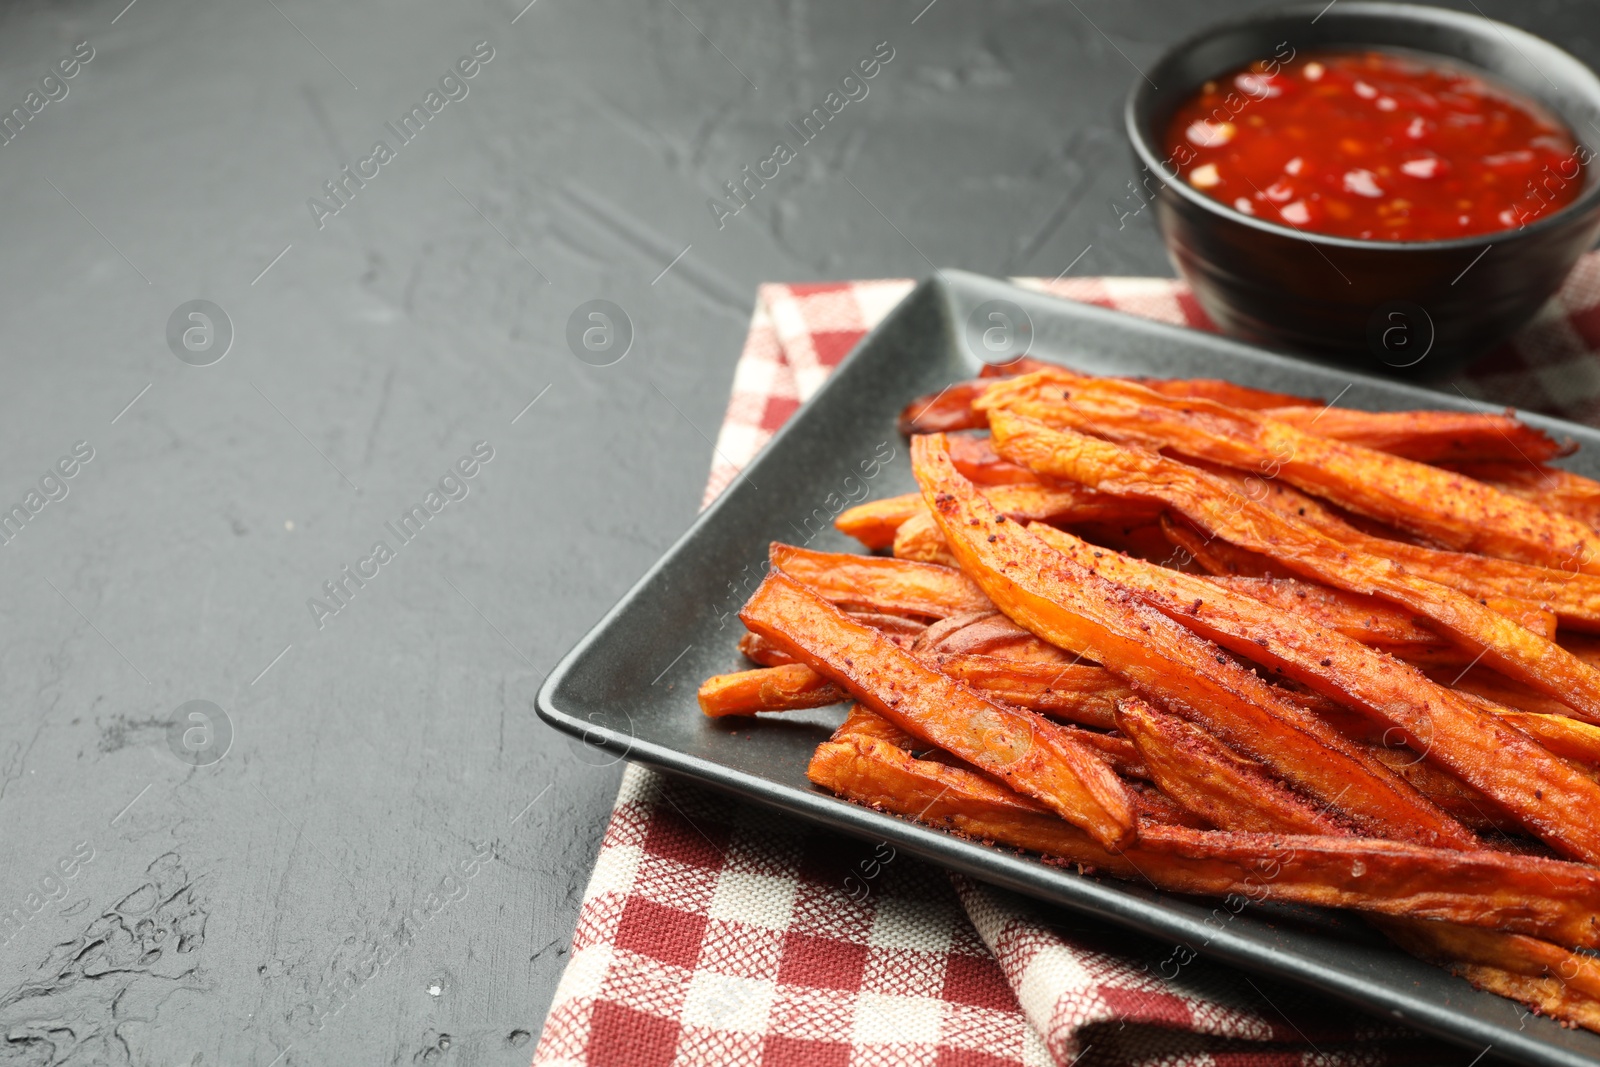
[1124, 0, 1600, 253]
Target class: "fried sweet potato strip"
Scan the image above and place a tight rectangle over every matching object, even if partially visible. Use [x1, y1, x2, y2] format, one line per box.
[832, 702, 918, 746]
[893, 511, 958, 566]
[946, 434, 1036, 484]
[989, 411, 1600, 724]
[833, 495, 926, 550]
[1373, 918, 1600, 1032]
[912, 434, 1468, 847]
[809, 729, 1600, 947]
[898, 379, 992, 434]
[1262, 406, 1571, 464]
[927, 656, 1127, 729]
[739, 630, 795, 667]
[980, 372, 1600, 573]
[808, 729, 1148, 869]
[837, 482, 1151, 550]
[1112, 685, 1517, 836]
[1494, 710, 1600, 765]
[1363, 747, 1523, 835]
[900, 505, 1528, 652]
[1113, 376, 1317, 410]
[769, 544, 991, 618]
[742, 613, 926, 666]
[1172, 513, 1557, 643]
[1159, 513, 1280, 577]
[742, 570, 1137, 847]
[1205, 576, 1454, 652]
[1424, 667, 1577, 718]
[907, 363, 1558, 464]
[699, 663, 846, 716]
[915, 611, 1073, 664]
[1115, 697, 1348, 836]
[1025, 522, 1600, 860]
[703, 653, 1129, 728]
[978, 358, 1314, 409]
[1097, 692, 1599, 1022]
[899, 364, 1314, 435]
[836, 702, 1164, 805]
[1446, 460, 1600, 543]
[1448, 461, 1600, 531]
[1198, 473, 1600, 633]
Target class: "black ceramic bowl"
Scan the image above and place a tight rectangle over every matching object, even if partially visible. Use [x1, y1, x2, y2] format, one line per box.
[1126, 2, 1600, 376]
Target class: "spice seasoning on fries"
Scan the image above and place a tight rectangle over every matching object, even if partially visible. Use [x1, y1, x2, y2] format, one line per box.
[698, 359, 1600, 1032]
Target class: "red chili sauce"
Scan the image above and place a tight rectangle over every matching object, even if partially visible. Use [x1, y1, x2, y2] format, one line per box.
[1163, 49, 1585, 241]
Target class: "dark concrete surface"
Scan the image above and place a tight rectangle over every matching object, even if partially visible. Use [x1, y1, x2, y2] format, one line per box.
[0, 1, 1594, 1064]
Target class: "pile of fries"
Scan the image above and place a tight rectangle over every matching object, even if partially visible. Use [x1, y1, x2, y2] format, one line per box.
[698, 357, 1600, 1030]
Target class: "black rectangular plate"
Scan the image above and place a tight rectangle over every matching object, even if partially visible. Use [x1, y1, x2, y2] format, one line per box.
[538, 270, 1600, 1066]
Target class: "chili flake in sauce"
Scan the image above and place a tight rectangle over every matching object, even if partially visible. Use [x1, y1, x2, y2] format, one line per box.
[1164, 49, 1585, 241]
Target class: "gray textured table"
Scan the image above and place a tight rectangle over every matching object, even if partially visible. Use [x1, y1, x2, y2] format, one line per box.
[0, 1, 1594, 1064]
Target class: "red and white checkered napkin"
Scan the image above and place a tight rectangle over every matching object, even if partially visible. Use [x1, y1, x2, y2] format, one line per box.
[534, 256, 1600, 1067]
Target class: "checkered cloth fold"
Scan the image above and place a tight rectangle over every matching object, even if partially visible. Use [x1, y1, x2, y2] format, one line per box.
[535, 256, 1600, 1067]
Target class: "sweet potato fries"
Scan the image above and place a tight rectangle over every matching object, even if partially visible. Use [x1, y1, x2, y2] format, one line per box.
[698, 357, 1600, 1031]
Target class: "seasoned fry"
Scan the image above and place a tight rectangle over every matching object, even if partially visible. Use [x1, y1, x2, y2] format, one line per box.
[1173, 514, 1557, 642]
[1201, 473, 1600, 633]
[1204, 576, 1463, 656]
[1058, 724, 1148, 780]
[899, 363, 1314, 435]
[1493, 710, 1600, 765]
[901, 505, 1536, 651]
[898, 379, 993, 434]
[743, 570, 1137, 847]
[928, 656, 1127, 729]
[1065, 365, 1313, 410]
[893, 510, 958, 566]
[1448, 460, 1600, 531]
[807, 729, 1148, 868]
[1159, 512, 1279, 577]
[837, 482, 1152, 550]
[980, 372, 1600, 573]
[1115, 694, 1522, 837]
[1364, 748, 1523, 836]
[988, 411, 1600, 724]
[837, 702, 1154, 790]
[834, 495, 925, 550]
[1424, 667, 1577, 718]
[1374, 918, 1600, 1032]
[1097, 690, 1600, 1024]
[1115, 697, 1348, 835]
[809, 730, 1600, 947]
[912, 434, 1471, 847]
[833, 703, 918, 745]
[704, 654, 1130, 728]
[915, 611, 1073, 664]
[741, 612, 926, 667]
[904, 363, 1559, 464]
[739, 630, 794, 667]
[769, 544, 991, 618]
[1262, 406, 1571, 464]
[946, 434, 1036, 484]
[1025, 522, 1600, 862]
[699, 663, 846, 716]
